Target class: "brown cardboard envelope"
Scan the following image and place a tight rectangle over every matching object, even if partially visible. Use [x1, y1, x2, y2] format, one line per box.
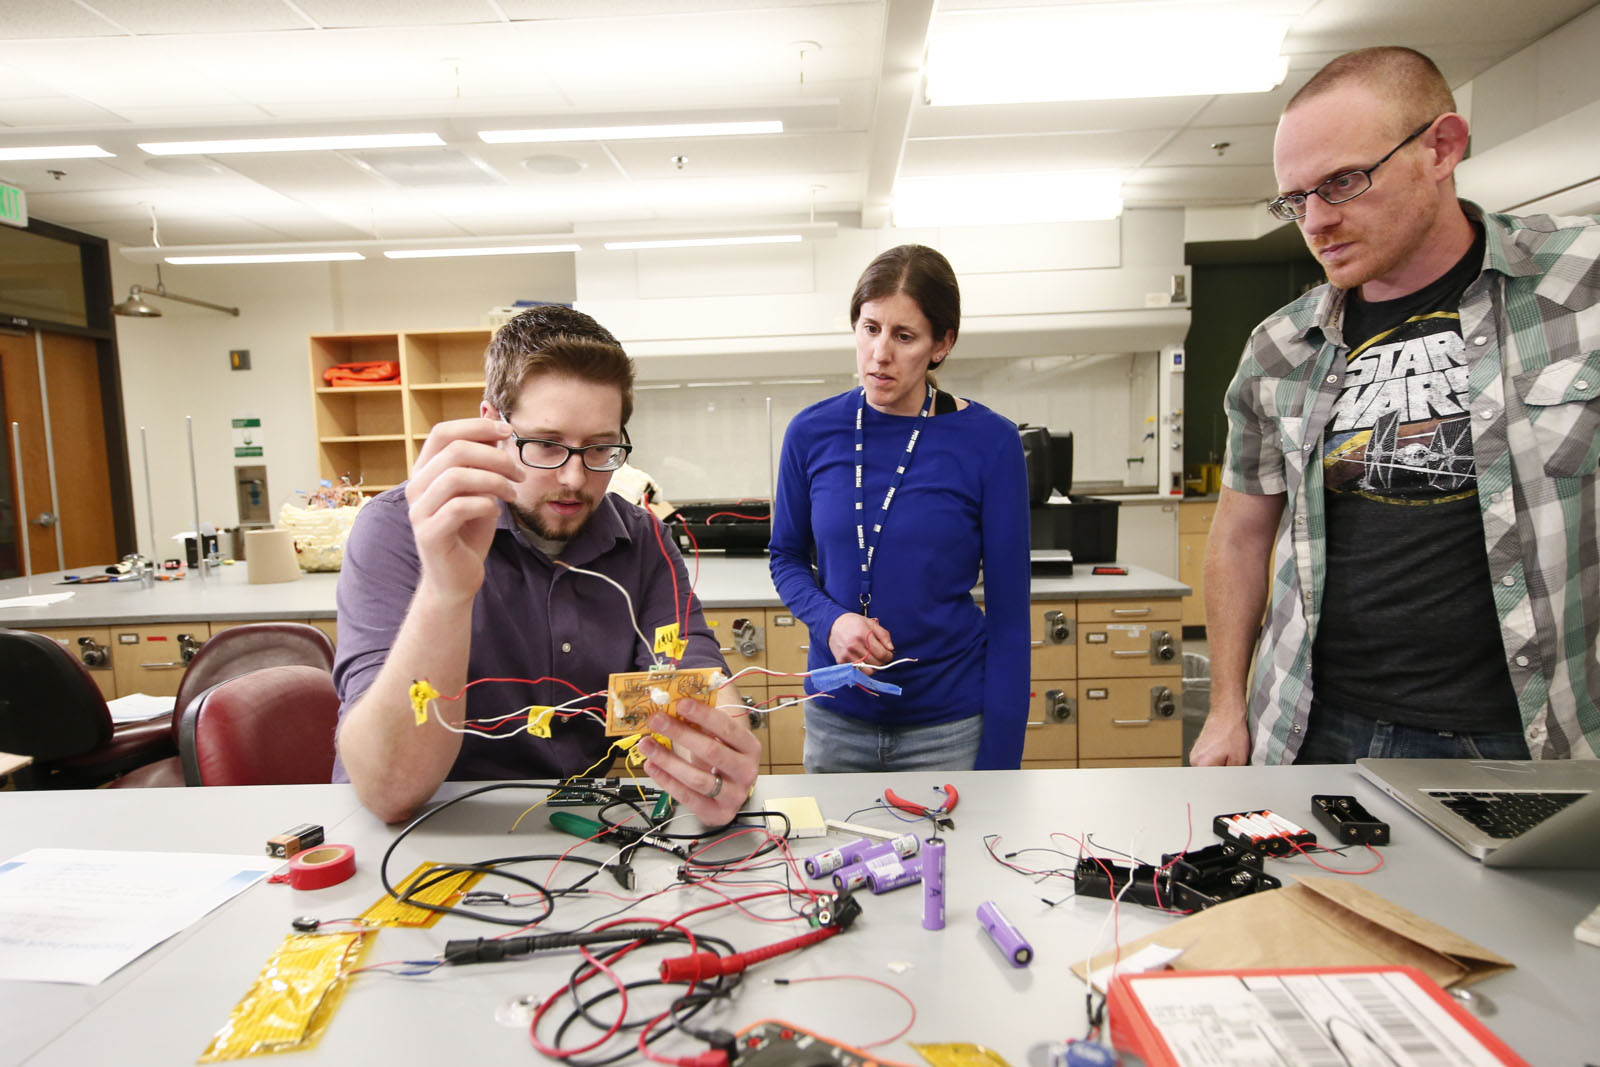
[1074, 876, 1513, 989]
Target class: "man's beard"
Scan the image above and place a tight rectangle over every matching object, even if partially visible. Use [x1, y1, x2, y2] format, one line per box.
[512, 492, 595, 542]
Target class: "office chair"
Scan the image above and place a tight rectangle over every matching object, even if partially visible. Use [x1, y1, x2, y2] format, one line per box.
[180, 664, 340, 786]
[113, 622, 335, 788]
[0, 628, 171, 788]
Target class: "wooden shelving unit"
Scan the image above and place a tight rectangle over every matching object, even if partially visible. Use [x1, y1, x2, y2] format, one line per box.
[308, 327, 493, 493]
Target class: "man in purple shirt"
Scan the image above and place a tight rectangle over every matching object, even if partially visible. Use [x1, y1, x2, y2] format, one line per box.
[333, 306, 760, 824]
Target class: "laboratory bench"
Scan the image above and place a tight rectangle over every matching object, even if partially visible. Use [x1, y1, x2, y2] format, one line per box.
[2, 560, 1191, 772]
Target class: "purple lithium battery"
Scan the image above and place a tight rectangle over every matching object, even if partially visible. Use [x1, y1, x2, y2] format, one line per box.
[803, 833, 918, 879]
[922, 837, 946, 930]
[976, 899, 1033, 967]
[865, 852, 923, 894]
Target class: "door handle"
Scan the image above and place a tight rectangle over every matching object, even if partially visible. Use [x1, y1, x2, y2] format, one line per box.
[29, 512, 57, 528]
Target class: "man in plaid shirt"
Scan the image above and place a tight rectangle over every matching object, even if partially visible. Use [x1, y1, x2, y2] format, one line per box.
[1192, 46, 1600, 766]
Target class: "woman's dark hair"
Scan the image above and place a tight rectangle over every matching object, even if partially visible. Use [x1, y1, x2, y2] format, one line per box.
[849, 244, 960, 367]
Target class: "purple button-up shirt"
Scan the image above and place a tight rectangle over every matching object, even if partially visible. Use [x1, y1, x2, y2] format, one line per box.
[331, 487, 723, 782]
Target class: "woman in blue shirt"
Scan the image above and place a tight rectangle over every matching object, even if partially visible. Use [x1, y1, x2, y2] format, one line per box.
[768, 244, 1031, 771]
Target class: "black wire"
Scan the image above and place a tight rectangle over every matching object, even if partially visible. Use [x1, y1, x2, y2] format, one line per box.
[380, 781, 644, 926]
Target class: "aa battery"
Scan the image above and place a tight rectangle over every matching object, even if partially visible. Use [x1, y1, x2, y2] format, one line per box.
[921, 837, 946, 930]
[976, 899, 1033, 967]
[803, 833, 918, 879]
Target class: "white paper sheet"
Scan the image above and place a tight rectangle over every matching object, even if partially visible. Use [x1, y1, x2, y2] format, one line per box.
[105, 693, 177, 724]
[0, 592, 74, 608]
[0, 848, 277, 985]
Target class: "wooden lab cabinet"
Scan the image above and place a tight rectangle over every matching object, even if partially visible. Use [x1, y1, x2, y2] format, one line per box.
[28, 626, 118, 700]
[1023, 598, 1182, 768]
[1179, 500, 1216, 629]
[108, 623, 211, 698]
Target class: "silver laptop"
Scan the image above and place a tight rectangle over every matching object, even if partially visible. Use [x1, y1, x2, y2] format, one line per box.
[1355, 758, 1600, 868]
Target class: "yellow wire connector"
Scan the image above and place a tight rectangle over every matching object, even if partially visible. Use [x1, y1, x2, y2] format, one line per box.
[408, 679, 441, 726]
[526, 705, 557, 738]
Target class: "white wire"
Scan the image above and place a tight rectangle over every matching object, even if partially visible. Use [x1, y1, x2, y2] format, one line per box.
[556, 560, 664, 666]
[431, 690, 606, 739]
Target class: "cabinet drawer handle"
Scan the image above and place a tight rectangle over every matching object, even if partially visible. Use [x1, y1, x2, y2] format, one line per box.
[799, 643, 809, 651]
[1112, 649, 1147, 657]
[1112, 718, 1152, 726]
[1029, 640, 1046, 648]
[1111, 607, 1151, 616]
[139, 661, 186, 670]
[1026, 720, 1048, 728]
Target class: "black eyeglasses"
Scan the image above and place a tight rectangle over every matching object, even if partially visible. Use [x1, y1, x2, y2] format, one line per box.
[1267, 120, 1435, 222]
[510, 430, 632, 472]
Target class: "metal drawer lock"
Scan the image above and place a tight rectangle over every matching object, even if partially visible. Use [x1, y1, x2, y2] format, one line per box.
[1045, 690, 1076, 723]
[77, 636, 110, 668]
[1042, 610, 1074, 645]
[728, 618, 763, 658]
[743, 696, 768, 730]
[1151, 685, 1177, 719]
[178, 633, 205, 664]
[1150, 629, 1176, 664]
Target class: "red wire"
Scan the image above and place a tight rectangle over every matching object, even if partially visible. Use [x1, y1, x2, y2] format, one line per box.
[702, 510, 770, 522]
[444, 675, 588, 700]
[648, 518, 684, 660]
[679, 521, 701, 597]
[1288, 841, 1385, 874]
[775, 974, 918, 1049]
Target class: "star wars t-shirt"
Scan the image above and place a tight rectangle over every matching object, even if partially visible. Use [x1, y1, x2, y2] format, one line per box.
[1310, 226, 1519, 730]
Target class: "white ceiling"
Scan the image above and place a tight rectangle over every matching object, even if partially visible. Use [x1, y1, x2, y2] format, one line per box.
[0, 0, 1594, 250]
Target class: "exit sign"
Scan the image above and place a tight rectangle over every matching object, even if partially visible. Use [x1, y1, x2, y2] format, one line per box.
[0, 181, 26, 229]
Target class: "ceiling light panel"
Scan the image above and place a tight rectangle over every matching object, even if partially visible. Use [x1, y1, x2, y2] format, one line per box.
[926, 4, 1294, 105]
[0, 145, 113, 160]
[382, 244, 581, 259]
[165, 252, 365, 264]
[479, 121, 782, 144]
[140, 132, 445, 155]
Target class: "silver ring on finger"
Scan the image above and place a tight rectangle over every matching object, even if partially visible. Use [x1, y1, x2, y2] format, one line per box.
[705, 769, 724, 800]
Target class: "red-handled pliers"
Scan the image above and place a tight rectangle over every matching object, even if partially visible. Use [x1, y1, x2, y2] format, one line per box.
[885, 784, 959, 830]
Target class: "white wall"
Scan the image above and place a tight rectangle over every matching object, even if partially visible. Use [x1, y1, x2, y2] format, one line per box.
[110, 253, 573, 559]
[109, 210, 1186, 555]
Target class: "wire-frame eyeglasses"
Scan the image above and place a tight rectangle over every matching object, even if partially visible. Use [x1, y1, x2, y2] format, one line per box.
[511, 430, 633, 472]
[1267, 119, 1435, 222]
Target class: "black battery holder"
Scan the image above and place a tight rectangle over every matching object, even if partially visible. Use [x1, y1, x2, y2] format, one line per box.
[1213, 809, 1316, 856]
[1311, 794, 1390, 846]
[1074, 842, 1279, 912]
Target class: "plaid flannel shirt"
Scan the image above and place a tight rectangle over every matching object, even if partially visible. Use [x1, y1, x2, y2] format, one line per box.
[1222, 202, 1600, 762]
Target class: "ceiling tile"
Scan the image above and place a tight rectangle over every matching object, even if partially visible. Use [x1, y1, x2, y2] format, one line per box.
[1145, 125, 1278, 168]
[901, 130, 1168, 176]
[294, 1, 503, 29]
[606, 132, 866, 179]
[0, 97, 127, 126]
[0, 0, 121, 39]
[81, 0, 311, 34]
[910, 96, 1207, 139]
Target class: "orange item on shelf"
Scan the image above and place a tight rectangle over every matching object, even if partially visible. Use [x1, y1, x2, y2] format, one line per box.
[322, 361, 400, 386]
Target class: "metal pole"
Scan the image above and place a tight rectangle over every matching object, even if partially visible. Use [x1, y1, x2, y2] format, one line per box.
[186, 415, 205, 582]
[10, 421, 32, 592]
[32, 331, 66, 568]
[141, 426, 158, 563]
[766, 395, 776, 508]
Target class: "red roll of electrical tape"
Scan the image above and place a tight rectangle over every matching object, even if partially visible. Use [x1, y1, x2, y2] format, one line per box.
[285, 844, 356, 889]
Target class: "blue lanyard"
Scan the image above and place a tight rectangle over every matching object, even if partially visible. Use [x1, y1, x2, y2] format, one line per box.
[853, 383, 935, 613]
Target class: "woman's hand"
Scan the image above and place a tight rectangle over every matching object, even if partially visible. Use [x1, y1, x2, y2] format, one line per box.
[828, 613, 894, 669]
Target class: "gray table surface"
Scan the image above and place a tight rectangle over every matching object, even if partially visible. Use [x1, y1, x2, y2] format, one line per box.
[0, 560, 1188, 627]
[2, 766, 1594, 1066]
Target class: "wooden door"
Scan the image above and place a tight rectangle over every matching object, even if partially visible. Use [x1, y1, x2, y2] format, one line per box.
[0, 329, 119, 575]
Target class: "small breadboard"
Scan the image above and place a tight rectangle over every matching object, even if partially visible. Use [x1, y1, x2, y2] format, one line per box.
[605, 666, 724, 736]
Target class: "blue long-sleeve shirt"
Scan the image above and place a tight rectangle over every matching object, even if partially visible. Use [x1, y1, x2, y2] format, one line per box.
[768, 390, 1031, 768]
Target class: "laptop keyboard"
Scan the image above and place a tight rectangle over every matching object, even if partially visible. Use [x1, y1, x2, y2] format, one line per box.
[1425, 790, 1587, 839]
